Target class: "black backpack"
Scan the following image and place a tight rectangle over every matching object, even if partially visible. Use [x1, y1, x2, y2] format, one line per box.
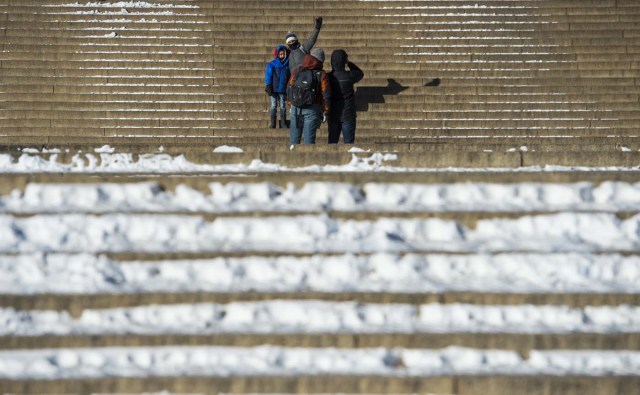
[288, 68, 320, 107]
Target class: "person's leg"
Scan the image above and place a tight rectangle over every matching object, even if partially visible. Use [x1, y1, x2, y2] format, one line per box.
[327, 121, 341, 144]
[302, 107, 322, 144]
[342, 120, 356, 144]
[289, 106, 302, 144]
[269, 95, 277, 128]
[278, 94, 287, 128]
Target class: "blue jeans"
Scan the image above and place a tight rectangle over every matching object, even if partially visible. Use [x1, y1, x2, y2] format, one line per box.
[269, 94, 286, 119]
[328, 120, 356, 144]
[290, 105, 322, 144]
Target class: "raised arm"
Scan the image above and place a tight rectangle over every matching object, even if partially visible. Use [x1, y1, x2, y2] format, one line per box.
[301, 17, 322, 54]
[347, 61, 364, 83]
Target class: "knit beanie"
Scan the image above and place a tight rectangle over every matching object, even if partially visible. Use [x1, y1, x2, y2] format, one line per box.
[285, 32, 298, 44]
[310, 47, 325, 62]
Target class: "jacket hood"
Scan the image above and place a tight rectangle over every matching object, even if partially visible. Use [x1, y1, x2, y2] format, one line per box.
[302, 54, 323, 70]
[273, 45, 289, 59]
[331, 49, 348, 71]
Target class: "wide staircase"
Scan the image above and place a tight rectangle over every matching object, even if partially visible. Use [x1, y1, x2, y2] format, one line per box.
[1, 0, 640, 394]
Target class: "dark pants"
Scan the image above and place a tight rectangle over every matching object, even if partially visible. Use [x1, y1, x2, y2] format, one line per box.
[328, 120, 356, 144]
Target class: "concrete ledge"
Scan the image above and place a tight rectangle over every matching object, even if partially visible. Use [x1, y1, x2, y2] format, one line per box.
[523, 152, 640, 167]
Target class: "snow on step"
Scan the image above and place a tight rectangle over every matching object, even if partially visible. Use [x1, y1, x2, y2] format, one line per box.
[2, 253, 639, 295]
[2, 151, 640, 174]
[1, 346, 639, 379]
[2, 302, 640, 336]
[0, 212, 638, 254]
[2, 181, 639, 214]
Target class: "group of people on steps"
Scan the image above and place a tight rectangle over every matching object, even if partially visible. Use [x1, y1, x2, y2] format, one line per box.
[264, 17, 364, 145]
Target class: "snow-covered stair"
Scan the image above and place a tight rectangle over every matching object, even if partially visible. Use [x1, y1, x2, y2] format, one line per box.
[1, 175, 639, 394]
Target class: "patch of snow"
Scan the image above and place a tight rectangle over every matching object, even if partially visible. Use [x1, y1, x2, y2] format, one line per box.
[2, 302, 639, 336]
[213, 146, 243, 153]
[94, 145, 115, 153]
[1, 252, 638, 295]
[2, 181, 640, 214]
[0, 212, 638, 254]
[0, 346, 638, 379]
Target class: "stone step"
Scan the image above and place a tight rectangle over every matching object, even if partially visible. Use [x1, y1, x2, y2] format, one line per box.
[3, 292, 639, 313]
[2, 142, 638, 155]
[3, 37, 637, 51]
[2, 83, 636, 97]
[1, 127, 637, 139]
[1, 332, 637, 353]
[2, 171, 638, 194]
[3, 115, 639, 130]
[0, 136, 640, 148]
[1, 29, 635, 46]
[1, 375, 637, 395]
[2, 24, 588, 37]
[2, 65, 638, 82]
[1, 89, 637, 108]
[2, 97, 639, 112]
[4, 14, 638, 26]
[3, 107, 639, 121]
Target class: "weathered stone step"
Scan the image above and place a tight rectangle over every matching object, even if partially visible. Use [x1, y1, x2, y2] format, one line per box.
[2, 65, 638, 82]
[2, 29, 635, 46]
[3, 117, 639, 132]
[3, 292, 639, 313]
[1, 332, 636, 353]
[5, 14, 637, 26]
[3, 108, 639, 122]
[4, 99, 638, 113]
[3, 91, 635, 105]
[1, 126, 637, 139]
[1, 135, 636, 147]
[1, 375, 637, 395]
[2, 135, 638, 147]
[2, 99, 639, 114]
[6, 37, 637, 52]
[2, 141, 638, 155]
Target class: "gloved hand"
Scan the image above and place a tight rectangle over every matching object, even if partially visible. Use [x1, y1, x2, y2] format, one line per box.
[265, 85, 273, 96]
[322, 113, 327, 123]
[315, 16, 323, 30]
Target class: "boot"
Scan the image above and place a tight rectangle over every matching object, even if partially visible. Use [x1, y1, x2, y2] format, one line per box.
[269, 115, 276, 129]
[279, 112, 287, 129]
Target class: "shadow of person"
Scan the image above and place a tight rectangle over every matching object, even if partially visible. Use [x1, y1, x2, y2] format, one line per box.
[425, 78, 441, 87]
[355, 78, 408, 112]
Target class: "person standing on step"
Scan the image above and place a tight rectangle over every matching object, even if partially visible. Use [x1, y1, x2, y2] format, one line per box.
[327, 49, 364, 144]
[287, 48, 330, 145]
[285, 16, 323, 73]
[265, 45, 291, 128]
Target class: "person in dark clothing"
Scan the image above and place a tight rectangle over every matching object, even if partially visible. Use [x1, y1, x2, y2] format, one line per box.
[327, 49, 364, 144]
[265, 45, 290, 128]
[285, 17, 323, 72]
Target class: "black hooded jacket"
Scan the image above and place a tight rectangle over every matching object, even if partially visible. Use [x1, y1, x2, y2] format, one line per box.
[328, 50, 364, 123]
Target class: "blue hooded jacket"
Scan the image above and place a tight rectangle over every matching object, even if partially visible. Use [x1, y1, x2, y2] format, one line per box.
[265, 45, 290, 94]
